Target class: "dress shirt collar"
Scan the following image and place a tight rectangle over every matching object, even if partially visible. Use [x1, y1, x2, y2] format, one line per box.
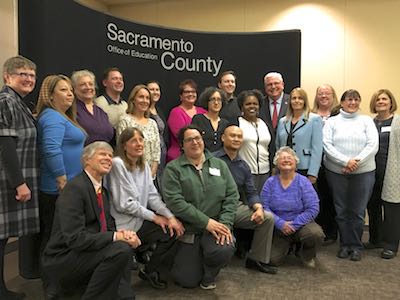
[85, 170, 102, 193]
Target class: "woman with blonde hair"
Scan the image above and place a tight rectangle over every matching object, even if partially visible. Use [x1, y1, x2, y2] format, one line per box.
[36, 74, 86, 288]
[313, 84, 339, 245]
[366, 89, 399, 259]
[312, 84, 339, 122]
[276, 87, 323, 184]
[117, 84, 160, 179]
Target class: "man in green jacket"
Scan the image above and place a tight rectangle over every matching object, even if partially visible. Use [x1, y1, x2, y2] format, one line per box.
[163, 125, 239, 290]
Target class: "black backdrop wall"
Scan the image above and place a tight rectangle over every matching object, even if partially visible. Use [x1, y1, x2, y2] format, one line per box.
[18, 0, 301, 113]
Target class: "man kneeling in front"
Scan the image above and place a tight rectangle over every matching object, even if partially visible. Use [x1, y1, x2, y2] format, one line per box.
[42, 142, 141, 300]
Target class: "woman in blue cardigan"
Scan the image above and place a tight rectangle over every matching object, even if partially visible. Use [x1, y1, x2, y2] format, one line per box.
[35, 75, 86, 276]
[275, 87, 323, 184]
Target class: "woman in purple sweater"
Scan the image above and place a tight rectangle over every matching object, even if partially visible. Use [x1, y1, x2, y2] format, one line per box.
[261, 146, 324, 268]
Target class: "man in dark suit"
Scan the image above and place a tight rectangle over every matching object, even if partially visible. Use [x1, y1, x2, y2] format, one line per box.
[42, 142, 141, 300]
[258, 72, 290, 166]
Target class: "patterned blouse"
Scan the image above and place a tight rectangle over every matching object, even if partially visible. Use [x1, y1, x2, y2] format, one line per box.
[116, 114, 161, 165]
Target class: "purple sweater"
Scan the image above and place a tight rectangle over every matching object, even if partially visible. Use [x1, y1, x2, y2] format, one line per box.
[76, 99, 114, 145]
[261, 173, 319, 231]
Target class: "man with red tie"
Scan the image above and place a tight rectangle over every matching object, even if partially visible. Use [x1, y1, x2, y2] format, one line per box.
[259, 72, 290, 166]
[42, 142, 140, 300]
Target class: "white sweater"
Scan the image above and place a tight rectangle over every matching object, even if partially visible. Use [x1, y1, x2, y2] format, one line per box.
[323, 109, 378, 174]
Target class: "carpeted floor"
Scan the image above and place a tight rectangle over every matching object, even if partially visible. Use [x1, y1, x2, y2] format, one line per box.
[5, 235, 399, 300]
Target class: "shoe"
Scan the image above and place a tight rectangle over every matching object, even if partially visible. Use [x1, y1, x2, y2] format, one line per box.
[303, 258, 316, 268]
[381, 249, 396, 259]
[350, 250, 362, 261]
[363, 242, 383, 249]
[245, 258, 278, 274]
[44, 284, 60, 300]
[0, 289, 26, 300]
[138, 268, 167, 289]
[200, 282, 216, 290]
[337, 248, 350, 259]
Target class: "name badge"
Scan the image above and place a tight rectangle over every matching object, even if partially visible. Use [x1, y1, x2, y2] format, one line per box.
[209, 167, 221, 176]
[381, 126, 391, 133]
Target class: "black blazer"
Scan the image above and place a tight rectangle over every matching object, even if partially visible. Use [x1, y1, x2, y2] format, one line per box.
[258, 93, 290, 167]
[43, 172, 115, 267]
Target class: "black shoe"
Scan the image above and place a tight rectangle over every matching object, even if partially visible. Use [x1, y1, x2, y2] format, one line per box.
[381, 249, 396, 259]
[130, 254, 139, 270]
[245, 258, 278, 274]
[337, 248, 350, 259]
[0, 289, 26, 300]
[138, 268, 167, 289]
[363, 242, 383, 249]
[350, 250, 362, 261]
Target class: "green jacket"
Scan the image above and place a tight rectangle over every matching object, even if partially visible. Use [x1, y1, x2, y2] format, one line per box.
[162, 151, 239, 233]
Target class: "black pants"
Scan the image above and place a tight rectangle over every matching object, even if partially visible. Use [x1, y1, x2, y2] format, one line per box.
[382, 201, 400, 252]
[43, 241, 134, 300]
[366, 163, 386, 245]
[136, 221, 178, 273]
[171, 232, 235, 288]
[315, 166, 338, 240]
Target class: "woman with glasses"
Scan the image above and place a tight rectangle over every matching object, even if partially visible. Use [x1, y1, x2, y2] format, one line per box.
[167, 79, 206, 162]
[191, 87, 229, 152]
[0, 55, 40, 299]
[323, 89, 378, 261]
[312, 85, 340, 245]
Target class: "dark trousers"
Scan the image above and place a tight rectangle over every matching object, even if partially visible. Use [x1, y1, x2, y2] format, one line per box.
[171, 232, 235, 288]
[39, 192, 58, 257]
[367, 164, 386, 245]
[382, 201, 400, 252]
[270, 222, 324, 266]
[43, 241, 133, 300]
[136, 221, 178, 273]
[326, 170, 375, 250]
[315, 166, 338, 240]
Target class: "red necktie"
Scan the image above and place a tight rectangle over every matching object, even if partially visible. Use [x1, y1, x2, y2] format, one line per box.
[97, 188, 107, 232]
[272, 100, 278, 128]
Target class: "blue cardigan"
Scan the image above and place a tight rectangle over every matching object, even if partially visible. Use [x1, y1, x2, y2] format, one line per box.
[275, 112, 323, 177]
[38, 108, 85, 194]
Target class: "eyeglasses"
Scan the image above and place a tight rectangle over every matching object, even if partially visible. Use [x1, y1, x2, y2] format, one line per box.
[209, 98, 222, 103]
[317, 93, 332, 97]
[182, 90, 196, 94]
[344, 98, 361, 103]
[183, 136, 202, 144]
[12, 72, 36, 80]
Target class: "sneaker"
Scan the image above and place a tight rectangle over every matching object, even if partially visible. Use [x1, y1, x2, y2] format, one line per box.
[200, 282, 216, 290]
[350, 250, 362, 261]
[337, 248, 350, 259]
[303, 258, 316, 268]
[381, 249, 396, 259]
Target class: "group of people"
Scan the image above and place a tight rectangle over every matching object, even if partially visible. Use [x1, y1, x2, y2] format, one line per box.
[0, 55, 399, 300]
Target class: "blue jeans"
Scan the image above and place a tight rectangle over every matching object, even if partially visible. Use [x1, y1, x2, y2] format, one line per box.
[325, 170, 375, 250]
